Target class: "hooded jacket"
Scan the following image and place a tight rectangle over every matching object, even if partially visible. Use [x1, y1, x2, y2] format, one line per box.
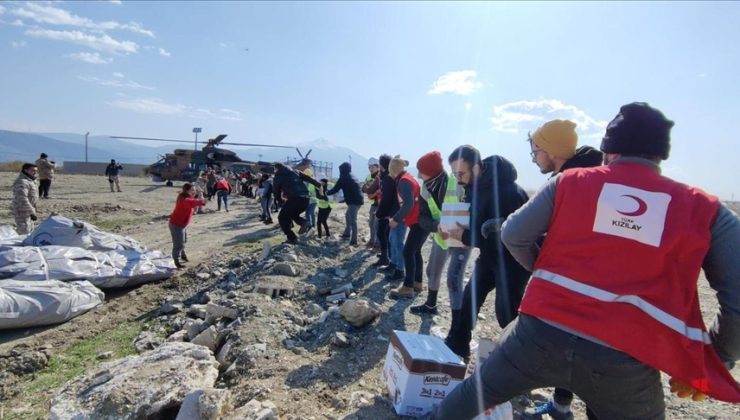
[326, 162, 364, 205]
[461, 155, 529, 254]
[11, 171, 38, 218]
[272, 164, 320, 201]
[35, 158, 56, 180]
[558, 145, 604, 174]
[375, 172, 399, 219]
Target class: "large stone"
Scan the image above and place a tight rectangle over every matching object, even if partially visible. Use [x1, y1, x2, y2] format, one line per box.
[133, 331, 163, 353]
[282, 253, 299, 263]
[205, 303, 239, 320]
[339, 299, 381, 328]
[259, 240, 272, 261]
[273, 262, 298, 277]
[176, 388, 233, 420]
[185, 319, 208, 340]
[191, 326, 221, 352]
[303, 303, 324, 317]
[216, 339, 236, 367]
[161, 300, 184, 315]
[226, 399, 278, 420]
[49, 342, 219, 420]
[331, 332, 350, 348]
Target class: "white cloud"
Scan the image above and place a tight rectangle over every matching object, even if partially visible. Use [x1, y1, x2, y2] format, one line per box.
[190, 107, 243, 121]
[10, 40, 28, 48]
[113, 72, 125, 78]
[25, 28, 138, 54]
[158, 47, 171, 57]
[78, 75, 153, 90]
[428, 70, 483, 96]
[108, 98, 187, 115]
[10, 19, 25, 26]
[490, 98, 608, 139]
[11, 3, 154, 37]
[68, 52, 113, 64]
[0, 5, 5, 15]
[109, 0, 123, 5]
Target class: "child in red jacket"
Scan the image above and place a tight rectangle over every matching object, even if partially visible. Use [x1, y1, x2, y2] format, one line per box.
[169, 183, 207, 268]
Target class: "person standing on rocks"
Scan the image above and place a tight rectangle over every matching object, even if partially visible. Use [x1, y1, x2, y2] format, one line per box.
[258, 173, 274, 224]
[35, 153, 56, 199]
[105, 159, 123, 192]
[373, 154, 398, 268]
[388, 156, 423, 291]
[362, 157, 381, 248]
[316, 178, 334, 239]
[272, 160, 322, 244]
[325, 162, 364, 245]
[441, 145, 531, 360]
[11, 163, 39, 235]
[215, 175, 232, 212]
[168, 183, 207, 269]
[430, 103, 740, 419]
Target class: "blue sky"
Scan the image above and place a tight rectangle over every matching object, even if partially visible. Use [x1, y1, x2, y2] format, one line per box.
[1, 1, 739, 199]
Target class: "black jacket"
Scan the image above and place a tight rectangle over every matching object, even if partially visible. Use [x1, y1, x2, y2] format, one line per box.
[461, 155, 529, 255]
[272, 165, 320, 201]
[417, 172, 450, 233]
[558, 146, 604, 174]
[375, 172, 399, 219]
[326, 162, 364, 205]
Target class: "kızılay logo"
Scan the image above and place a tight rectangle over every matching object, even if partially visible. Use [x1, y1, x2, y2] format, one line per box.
[423, 374, 450, 386]
[616, 194, 648, 217]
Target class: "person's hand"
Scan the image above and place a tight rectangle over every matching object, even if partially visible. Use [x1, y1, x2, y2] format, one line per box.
[30, 214, 38, 221]
[439, 227, 450, 240]
[448, 223, 465, 242]
[669, 378, 706, 401]
[389, 219, 398, 228]
[481, 217, 504, 239]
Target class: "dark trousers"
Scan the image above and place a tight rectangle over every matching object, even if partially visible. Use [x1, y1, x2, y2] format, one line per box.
[317, 207, 331, 237]
[377, 218, 390, 261]
[278, 197, 309, 241]
[402, 224, 429, 287]
[39, 179, 51, 198]
[446, 250, 530, 357]
[433, 314, 665, 420]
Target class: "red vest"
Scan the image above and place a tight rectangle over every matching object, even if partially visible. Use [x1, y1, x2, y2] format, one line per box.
[519, 163, 740, 402]
[397, 172, 420, 226]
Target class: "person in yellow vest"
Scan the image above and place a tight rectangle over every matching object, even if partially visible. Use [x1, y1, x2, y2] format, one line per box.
[316, 178, 334, 238]
[304, 167, 318, 228]
[410, 151, 471, 316]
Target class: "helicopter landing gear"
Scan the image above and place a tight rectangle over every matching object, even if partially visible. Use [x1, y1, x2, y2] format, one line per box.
[166, 180, 174, 187]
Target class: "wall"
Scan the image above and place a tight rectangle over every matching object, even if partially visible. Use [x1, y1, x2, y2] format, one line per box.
[62, 161, 149, 177]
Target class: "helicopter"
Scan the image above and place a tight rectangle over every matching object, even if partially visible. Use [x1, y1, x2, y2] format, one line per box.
[109, 134, 303, 186]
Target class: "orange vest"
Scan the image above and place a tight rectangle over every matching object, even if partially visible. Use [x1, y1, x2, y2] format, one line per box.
[519, 163, 740, 402]
[397, 172, 420, 226]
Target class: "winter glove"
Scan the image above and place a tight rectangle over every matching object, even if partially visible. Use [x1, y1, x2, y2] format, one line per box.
[481, 217, 504, 239]
[30, 214, 38, 221]
[669, 378, 706, 401]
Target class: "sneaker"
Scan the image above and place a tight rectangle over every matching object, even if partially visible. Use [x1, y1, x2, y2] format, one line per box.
[380, 264, 396, 273]
[523, 400, 573, 420]
[372, 258, 390, 267]
[410, 304, 438, 315]
[264, 219, 273, 225]
[389, 285, 415, 299]
[285, 237, 298, 245]
[298, 223, 311, 235]
[180, 254, 189, 262]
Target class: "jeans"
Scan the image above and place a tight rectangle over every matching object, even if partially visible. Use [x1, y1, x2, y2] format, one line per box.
[425, 241, 449, 291]
[306, 201, 317, 227]
[377, 218, 390, 262]
[217, 190, 229, 211]
[169, 223, 187, 259]
[402, 224, 430, 287]
[446, 247, 472, 310]
[317, 207, 331, 237]
[260, 197, 272, 220]
[432, 314, 665, 420]
[343, 204, 361, 244]
[368, 204, 378, 244]
[388, 221, 407, 270]
[278, 197, 309, 241]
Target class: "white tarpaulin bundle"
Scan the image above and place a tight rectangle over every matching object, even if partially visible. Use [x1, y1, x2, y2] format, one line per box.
[0, 225, 25, 247]
[0, 279, 104, 329]
[23, 215, 146, 252]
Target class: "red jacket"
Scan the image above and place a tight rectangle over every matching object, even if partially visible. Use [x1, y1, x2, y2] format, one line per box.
[169, 197, 206, 228]
[519, 163, 740, 402]
[397, 172, 420, 226]
[215, 179, 231, 192]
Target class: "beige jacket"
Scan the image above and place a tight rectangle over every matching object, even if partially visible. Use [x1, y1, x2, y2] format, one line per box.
[35, 158, 56, 180]
[11, 172, 38, 218]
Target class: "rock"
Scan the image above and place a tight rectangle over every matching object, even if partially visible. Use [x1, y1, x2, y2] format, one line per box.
[49, 342, 219, 420]
[167, 330, 189, 342]
[334, 268, 348, 278]
[273, 262, 298, 277]
[205, 303, 239, 320]
[161, 301, 184, 315]
[260, 240, 272, 261]
[245, 343, 267, 358]
[176, 388, 233, 420]
[189, 304, 208, 319]
[96, 351, 114, 360]
[7, 350, 49, 375]
[227, 399, 278, 420]
[197, 272, 211, 280]
[331, 332, 350, 348]
[339, 299, 381, 328]
[303, 303, 324, 317]
[133, 331, 163, 353]
[229, 258, 243, 268]
[226, 291, 238, 299]
[282, 253, 299, 263]
[191, 326, 221, 352]
[185, 319, 208, 340]
[216, 340, 236, 367]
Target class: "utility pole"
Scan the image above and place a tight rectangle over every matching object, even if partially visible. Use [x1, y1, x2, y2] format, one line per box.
[193, 127, 202, 150]
[85, 132, 90, 162]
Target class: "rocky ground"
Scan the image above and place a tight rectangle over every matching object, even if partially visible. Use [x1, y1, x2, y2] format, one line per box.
[0, 173, 738, 419]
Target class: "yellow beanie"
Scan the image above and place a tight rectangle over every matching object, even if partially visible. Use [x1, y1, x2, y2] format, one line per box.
[388, 156, 408, 178]
[303, 168, 314, 177]
[532, 120, 578, 159]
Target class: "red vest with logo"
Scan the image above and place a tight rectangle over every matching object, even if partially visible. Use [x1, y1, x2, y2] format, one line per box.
[397, 172, 420, 226]
[519, 162, 740, 402]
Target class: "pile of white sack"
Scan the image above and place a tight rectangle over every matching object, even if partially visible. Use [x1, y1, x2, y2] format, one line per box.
[0, 215, 175, 329]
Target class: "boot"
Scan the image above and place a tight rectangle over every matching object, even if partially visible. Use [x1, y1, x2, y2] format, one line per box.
[180, 252, 189, 262]
[173, 257, 184, 269]
[389, 285, 415, 299]
[444, 310, 469, 360]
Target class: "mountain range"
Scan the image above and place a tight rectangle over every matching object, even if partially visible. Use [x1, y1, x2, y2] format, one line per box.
[0, 130, 369, 179]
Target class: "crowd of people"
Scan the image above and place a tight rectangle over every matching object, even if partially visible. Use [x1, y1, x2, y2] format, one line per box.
[8, 101, 739, 419]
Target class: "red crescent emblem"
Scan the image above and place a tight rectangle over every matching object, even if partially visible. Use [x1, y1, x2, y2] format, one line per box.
[617, 194, 648, 217]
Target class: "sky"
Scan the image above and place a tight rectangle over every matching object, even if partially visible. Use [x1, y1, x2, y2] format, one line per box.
[1, 1, 739, 199]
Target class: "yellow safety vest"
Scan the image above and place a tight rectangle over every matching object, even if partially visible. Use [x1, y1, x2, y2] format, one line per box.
[318, 183, 334, 209]
[426, 174, 459, 250]
[306, 183, 318, 204]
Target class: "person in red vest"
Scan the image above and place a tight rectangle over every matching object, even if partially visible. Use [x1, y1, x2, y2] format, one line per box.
[215, 174, 232, 212]
[429, 103, 740, 419]
[169, 183, 207, 268]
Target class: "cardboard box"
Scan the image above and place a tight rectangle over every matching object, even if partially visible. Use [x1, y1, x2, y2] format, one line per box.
[381, 330, 467, 417]
[439, 202, 470, 248]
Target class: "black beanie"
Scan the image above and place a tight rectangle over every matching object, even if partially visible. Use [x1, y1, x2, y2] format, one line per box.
[600, 102, 674, 160]
[378, 154, 391, 171]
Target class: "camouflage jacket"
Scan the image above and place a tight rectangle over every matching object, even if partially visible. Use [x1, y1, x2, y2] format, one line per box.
[35, 158, 56, 180]
[11, 172, 38, 217]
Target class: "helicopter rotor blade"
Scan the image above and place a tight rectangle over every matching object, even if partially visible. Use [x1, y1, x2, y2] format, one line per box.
[110, 136, 192, 144]
[219, 141, 294, 149]
[305, 149, 312, 159]
[296, 148, 304, 158]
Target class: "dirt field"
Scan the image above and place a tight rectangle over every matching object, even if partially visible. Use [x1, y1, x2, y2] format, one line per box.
[0, 172, 738, 419]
